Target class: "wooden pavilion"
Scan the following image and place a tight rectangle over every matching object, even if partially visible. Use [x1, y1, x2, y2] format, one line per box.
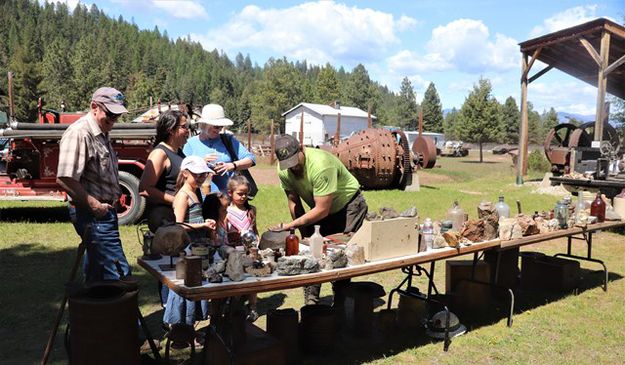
[516, 18, 625, 184]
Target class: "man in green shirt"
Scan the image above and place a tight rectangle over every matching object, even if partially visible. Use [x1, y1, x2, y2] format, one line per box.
[270, 134, 368, 304]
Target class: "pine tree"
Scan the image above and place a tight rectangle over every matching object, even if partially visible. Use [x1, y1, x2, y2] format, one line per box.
[314, 64, 340, 104]
[344, 64, 372, 110]
[396, 77, 418, 129]
[443, 107, 460, 139]
[421, 82, 444, 132]
[39, 37, 73, 110]
[541, 107, 559, 142]
[501, 96, 520, 143]
[457, 78, 500, 162]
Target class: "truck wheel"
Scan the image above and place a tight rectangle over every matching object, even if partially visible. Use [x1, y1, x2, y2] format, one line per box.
[117, 171, 146, 225]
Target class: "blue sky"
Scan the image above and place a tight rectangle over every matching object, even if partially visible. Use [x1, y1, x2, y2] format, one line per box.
[52, 1, 624, 115]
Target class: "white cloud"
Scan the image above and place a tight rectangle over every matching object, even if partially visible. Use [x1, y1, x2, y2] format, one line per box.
[387, 19, 518, 77]
[190, 1, 416, 65]
[530, 5, 597, 38]
[38, 0, 81, 10]
[152, 0, 207, 19]
[529, 81, 596, 114]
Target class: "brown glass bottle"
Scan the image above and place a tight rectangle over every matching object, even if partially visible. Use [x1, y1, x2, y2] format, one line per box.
[590, 192, 606, 223]
[285, 229, 299, 256]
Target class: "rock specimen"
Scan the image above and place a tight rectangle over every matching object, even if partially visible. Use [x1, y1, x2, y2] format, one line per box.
[259, 230, 289, 250]
[534, 217, 550, 234]
[460, 219, 485, 242]
[379, 207, 399, 219]
[276, 255, 320, 276]
[245, 261, 273, 277]
[477, 201, 497, 219]
[400, 206, 418, 218]
[207, 273, 223, 283]
[324, 249, 348, 269]
[442, 231, 462, 247]
[225, 250, 246, 281]
[432, 234, 448, 249]
[498, 217, 522, 240]
[482, 214, 499, 240]
[152, 224, 190, 256]
[345, 243, 365, 265]
[516, 214, 540, 236]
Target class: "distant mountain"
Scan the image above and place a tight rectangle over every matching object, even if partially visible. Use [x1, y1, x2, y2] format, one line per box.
[557, 112, 594, 124]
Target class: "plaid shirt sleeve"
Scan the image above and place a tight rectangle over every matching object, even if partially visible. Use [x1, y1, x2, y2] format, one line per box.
[57, 126, 89, 180]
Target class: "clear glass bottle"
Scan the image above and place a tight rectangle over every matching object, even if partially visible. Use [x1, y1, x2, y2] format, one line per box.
[175, 251, 186, 280]
[309, 225, 324, 259]
[495, 196, 510, 218]
[590, 192, 606, 223]
[555, 200, 569, 229]
[285, 228, 299, 256]
[422, 218, 434, 251]
[446, 201, 465, 231]
[575, 193, 586, 224]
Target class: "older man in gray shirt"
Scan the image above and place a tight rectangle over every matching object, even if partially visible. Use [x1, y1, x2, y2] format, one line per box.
[57, 87, 129, 282]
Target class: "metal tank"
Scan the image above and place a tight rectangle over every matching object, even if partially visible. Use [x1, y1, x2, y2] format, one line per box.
[325, 128, 436, 190]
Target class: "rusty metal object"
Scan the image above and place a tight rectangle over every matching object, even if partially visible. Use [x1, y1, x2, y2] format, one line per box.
[412, 135, 437, 169]
[329, 128, 409, 189]
[544, 123, 577, 165]
[575, 122, 620, 151]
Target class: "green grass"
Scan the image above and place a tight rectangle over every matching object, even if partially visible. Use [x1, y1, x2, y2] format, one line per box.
[1, 150, 624, 364]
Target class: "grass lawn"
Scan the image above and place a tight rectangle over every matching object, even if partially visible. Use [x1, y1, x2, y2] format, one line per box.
[1, 151, 624, 364]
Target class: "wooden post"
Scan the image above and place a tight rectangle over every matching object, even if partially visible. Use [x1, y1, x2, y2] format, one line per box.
[367, 105, 372, 128]
[594, 31, 610, 142]
[270, 119, 275, 165]
[418, 108, 423, 137]
[299, 110, 304, 147]
[335, 112, 341, 147]
[247, 119, 252, 149]
[149, 96, 153, 109]
[517, 53, 530, 184]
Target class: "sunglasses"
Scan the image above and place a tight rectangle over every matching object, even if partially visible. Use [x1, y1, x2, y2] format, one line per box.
[98, 104, 121, 120]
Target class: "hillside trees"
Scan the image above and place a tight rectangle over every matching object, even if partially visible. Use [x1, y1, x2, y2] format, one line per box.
[457, 78, 501, 162]
[501, 96, 520, 144]
[443, 107, 460, 139]
[421, 82, 443, 132]
[314, 64, 340, 105]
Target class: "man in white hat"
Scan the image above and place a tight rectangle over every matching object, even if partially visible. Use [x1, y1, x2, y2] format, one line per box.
[183, 104, 256, 195]
[57, 86, 130, 282]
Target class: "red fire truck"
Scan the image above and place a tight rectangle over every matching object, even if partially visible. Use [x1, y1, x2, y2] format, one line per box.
[0, 102, 155, 225]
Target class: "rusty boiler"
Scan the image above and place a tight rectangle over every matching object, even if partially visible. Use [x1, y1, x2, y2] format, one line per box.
[325, 128, 436, 190]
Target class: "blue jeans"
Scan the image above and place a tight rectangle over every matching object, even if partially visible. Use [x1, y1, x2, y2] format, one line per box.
[69, 205, 131, 283]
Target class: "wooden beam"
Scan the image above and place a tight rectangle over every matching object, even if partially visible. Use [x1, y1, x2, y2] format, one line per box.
[604, 53, 625, 77]
[518, 53, 529, 184]
[594, 31, 610, 142]
[521, 48, 542, 80]
[578, 37, 602, 65]
[270, 119, 275, 165]
[528, 65, 554, 84]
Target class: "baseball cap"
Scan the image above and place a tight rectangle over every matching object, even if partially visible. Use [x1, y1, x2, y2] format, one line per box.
[275, 135, 301, 170]
[91, 87, 128, 115]
[181, 156, 214, 175]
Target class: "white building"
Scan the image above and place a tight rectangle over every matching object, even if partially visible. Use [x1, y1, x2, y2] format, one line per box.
[282, 102, 375, 147]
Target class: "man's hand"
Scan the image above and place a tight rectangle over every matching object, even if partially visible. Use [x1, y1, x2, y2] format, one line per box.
[90, 200, 112, 218]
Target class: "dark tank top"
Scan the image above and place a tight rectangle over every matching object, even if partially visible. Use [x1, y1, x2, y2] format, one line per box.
[154, 144, 185, 195]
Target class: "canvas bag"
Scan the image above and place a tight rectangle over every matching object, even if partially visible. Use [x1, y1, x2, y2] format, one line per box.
[220, 134, 259, 199]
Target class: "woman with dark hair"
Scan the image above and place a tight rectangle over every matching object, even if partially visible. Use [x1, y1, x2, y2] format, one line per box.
[140, 110, 199, 229]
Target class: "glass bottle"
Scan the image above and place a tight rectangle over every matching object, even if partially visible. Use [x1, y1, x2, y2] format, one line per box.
[590, 192, 606, 223]
[422, 218, 434, 251]
[446, 201, 465, 231]
[495, 196, 510, 218]
[175, 251, 187, 280]
[285, 228, 300, 256]
[575, 193, 586, 224]
[309, 225, 324, 259]
[554, 200, 569, 229]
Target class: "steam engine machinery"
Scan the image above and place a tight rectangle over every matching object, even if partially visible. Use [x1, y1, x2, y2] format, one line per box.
[544, 121, 625, 197]
[326, 128, 437, 190]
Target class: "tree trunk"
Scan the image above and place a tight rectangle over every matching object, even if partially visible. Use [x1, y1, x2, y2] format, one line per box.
[479, 141, 483, 163]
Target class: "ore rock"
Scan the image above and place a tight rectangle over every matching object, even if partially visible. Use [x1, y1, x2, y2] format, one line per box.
[324, 249, 348, 270]
[276, 255, 320, 276]
[345, 243, 365, 265]
[225, 250, 246, 281]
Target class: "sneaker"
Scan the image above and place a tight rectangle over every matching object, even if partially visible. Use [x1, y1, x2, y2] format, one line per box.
[246, 309, 259, 322]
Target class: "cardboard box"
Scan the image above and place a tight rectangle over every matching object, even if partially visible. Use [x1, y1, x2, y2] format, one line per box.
[521, 254, 580, 292]
[347, 217, 419, 261]
[445, 260, 491, 294]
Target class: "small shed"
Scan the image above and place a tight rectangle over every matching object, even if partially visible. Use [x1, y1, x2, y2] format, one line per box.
[282, 102, 375, 146]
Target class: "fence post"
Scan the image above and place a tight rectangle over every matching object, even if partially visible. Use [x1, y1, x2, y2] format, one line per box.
[270, 119, 276, 165]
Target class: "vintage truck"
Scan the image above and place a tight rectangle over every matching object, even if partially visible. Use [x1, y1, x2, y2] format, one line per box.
[0, 104, 156, 225]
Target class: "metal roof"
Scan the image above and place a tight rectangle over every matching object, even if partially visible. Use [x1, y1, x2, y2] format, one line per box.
[519, 17, 625, 100]
[282, 102, 376, 119]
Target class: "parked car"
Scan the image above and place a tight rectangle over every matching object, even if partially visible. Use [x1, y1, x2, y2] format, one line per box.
[492, 144, 518, 155]
[440, 140, 469, 157]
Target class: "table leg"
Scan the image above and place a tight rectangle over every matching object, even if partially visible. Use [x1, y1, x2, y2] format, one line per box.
[554, 231, 608, 291]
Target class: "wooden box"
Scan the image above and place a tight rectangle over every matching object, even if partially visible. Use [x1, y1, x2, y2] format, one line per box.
[521, 254, 580, 292]
[205, 323, 286, 365]
[445, 260, 491, 294]
[347, 217, 419, 261]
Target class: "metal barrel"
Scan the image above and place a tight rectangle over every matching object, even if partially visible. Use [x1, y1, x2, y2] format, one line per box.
[300, 304, 336, 352]
[267, 308, 299, 362]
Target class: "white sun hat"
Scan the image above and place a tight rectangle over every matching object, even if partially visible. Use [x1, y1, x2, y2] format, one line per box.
[197, 104, 234, 126]
[180, 156, 214, 175]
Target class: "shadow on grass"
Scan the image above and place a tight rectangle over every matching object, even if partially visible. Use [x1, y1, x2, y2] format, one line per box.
[459, 160, 500, 164]
[0, 206, 71, 223]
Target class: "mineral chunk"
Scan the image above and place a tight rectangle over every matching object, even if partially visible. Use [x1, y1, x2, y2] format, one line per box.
[276, 255, 320, 276]
[432, 234, 448, 249]
[498, 217, 522, 240]
[345, 243, 365, 265]
[460, 219, 485, 242]
[225, 250, 246, 281]
[516, 214, 539, 236]
[379, 207, 399, 219]
[259, 231, 289, 250]
[207, 273, 223, 283]
[324, 249, 348, 269]
[400, 206, 418, 218]
[442, 231, 461, 247]
[245, 261, 273, 277]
